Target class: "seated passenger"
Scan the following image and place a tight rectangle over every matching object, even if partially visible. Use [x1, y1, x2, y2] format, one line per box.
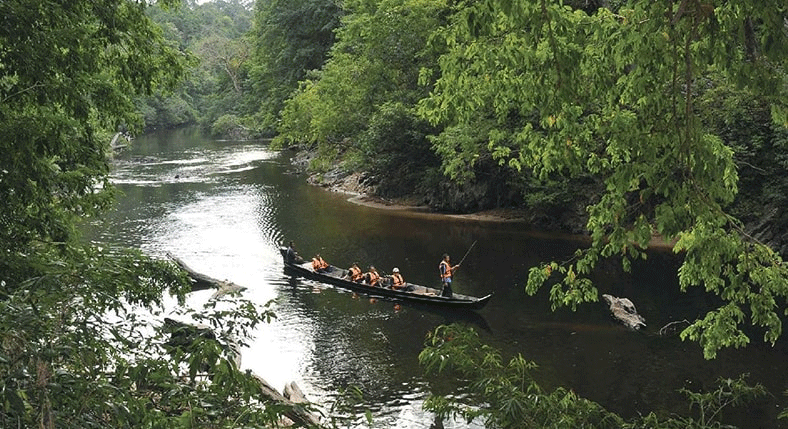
[311, 254, 330, 273]
[389, 267, 413, 291]
[345, 263, 364, 282]
[390, 267, 405, 289]
[364, 266, 381, 286]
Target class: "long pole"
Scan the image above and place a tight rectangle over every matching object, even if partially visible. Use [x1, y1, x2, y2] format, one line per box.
[457, 240, 477, 266]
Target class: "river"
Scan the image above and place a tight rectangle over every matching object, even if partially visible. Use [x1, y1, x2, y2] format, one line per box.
[85, 127, 786, 428]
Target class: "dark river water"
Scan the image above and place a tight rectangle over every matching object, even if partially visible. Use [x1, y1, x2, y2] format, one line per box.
[85, 127, 787, 428]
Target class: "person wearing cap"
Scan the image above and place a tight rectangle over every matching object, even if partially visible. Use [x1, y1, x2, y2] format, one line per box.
[390, 267, 405, 290]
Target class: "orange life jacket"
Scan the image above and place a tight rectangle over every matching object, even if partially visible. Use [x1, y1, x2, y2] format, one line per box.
[391, 273, 404, 286]
[312, 256, 329, 271]
[440, 260, 452, 280]
[367, 270, 381, 286]
[349, 266, 363, 281]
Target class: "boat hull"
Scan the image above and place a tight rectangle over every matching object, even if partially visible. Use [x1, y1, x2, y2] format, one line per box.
[280, 248, 491, 310]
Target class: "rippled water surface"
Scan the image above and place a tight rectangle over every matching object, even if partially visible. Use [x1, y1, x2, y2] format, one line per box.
[85, 128, 787, 428]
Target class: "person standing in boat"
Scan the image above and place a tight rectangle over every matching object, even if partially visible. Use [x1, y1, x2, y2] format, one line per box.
[439, 253, 460, 297]
[365, 266, 381, 286]
[311, 254, 330, 273]
[286, 241, 304, 264]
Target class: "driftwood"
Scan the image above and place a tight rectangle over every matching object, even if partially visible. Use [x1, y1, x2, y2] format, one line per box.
[110, 131, 131, 151]
[253, 376, 322, 428]
[283, 381, 309, 404]
[659, 319, 690, 336]
[167, 252, 246, 299]
[162, 319, 319, 427]
[602, 294, 646, 330]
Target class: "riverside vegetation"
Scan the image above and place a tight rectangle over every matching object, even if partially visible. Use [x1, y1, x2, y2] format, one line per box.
[2, 0, 788, 428]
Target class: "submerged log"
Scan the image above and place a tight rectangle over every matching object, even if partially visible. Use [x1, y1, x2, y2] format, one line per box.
[602, 294, 646, 330]
[659, 319, 690, 336]
[167, 252, 246, 298]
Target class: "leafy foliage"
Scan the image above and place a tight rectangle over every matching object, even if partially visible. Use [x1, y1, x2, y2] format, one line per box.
[420, 324, 621, 428]
[274, 0, 447, 146]
[697, 79, 788, 255]
[420, 324, 767, 428]
[0, 1, 303, 427]
[0, 0, 186, 252]
[273, 0, 450, 202]
[142, 0, 253, 133]
[419, 1, 788, 358]
[0, 246, 281, 428]
[248, 0, 343, 133]
[357, 102, 441, 198]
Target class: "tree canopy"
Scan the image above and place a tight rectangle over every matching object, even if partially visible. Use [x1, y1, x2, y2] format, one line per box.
[414, 0, 788, 359]
[0, 1, 282, 427]
[141, 0, 255, 134]
[265, 0, 788, 359]
[273, 0, 448, 197]
[0, 0, 188, 254]
[248, 0, 343, 132]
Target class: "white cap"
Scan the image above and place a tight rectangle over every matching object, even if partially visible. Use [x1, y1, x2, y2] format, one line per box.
[392, 267, 400, 273]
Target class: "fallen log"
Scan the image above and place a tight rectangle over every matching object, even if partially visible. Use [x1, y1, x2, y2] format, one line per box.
[167, 252, 246, 298]
[602, 294, 646, 330]
[110, 131, 131, 152]
[162, 318, 319, 427]
[283, 381, 309, 404]
[253, 376, 322, 428]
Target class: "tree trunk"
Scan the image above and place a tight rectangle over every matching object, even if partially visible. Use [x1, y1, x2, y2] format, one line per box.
[167, 252, 246, 298]
[253, 376, 322, 428]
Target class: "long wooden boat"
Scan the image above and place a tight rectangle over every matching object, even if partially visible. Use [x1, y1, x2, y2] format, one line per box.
[279, 248, 492, 310]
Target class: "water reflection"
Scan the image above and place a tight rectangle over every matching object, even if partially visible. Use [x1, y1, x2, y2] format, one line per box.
[83, 128, 787, 428]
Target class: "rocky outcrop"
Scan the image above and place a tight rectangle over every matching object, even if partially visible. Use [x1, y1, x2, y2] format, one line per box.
[602, 294, 646, 330]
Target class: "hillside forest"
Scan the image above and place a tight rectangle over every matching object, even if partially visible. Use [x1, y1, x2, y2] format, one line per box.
[2, 0, 788, 427]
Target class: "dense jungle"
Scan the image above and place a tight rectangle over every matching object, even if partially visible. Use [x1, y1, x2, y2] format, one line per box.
[2, 0, 788, 428]
[143, 0, 788, 254]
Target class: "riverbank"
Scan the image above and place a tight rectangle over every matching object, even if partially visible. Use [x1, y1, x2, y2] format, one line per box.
[292, 149, 571, 222]
[289, 150, 680, 250]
